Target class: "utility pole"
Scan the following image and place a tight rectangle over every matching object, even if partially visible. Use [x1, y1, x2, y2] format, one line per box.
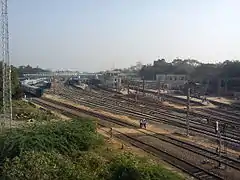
[135, 81, 139, 102]
[142, 76, 145, 96]
[1, 0, 12, 130]
[127, 79, 130, 95]
[222, 123, 227, 179]
[186, 88, 190, 136]
[215, 121, 222, 167]
[52, 73, 56, 94]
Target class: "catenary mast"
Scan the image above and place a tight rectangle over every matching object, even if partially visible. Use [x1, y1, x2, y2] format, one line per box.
[1, 0, 12, 130]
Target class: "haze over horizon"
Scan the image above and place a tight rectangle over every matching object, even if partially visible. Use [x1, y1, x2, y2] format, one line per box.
[9, 0, 240, 72]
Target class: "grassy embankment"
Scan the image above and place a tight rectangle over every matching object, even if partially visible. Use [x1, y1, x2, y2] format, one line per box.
[0, 100, 185, 180]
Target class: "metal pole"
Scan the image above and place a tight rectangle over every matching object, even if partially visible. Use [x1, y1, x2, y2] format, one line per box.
[215, 121, 221, 167]
[186, 88, 190, 136]
[135, 82, 139, 102]
[218, 128, 222, 167]
[9, 65, 12, 128]
[127, 79, 130, 95]
[53, 75, 56, 94]
[1, 0, 12, 130]
[223, 124, 227, 179]
[142, 76, 145, 96]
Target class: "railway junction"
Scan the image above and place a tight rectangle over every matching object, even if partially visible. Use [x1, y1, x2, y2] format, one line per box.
[22, 75, 240, 180]
[0, 0, 239, 179]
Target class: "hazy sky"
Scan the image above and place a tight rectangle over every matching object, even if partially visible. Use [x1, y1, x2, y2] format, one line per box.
[9, 0, 240, 72]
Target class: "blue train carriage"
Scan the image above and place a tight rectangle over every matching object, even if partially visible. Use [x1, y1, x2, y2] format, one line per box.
[22, 84, 44, 97]
[45, 82, 51, 89]
[30, 86, 44, 97]
[36, 81, 52, 89]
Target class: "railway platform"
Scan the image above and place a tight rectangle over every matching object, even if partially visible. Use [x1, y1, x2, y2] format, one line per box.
[142, 88, 213, 106]
[207, 97, 240, 110]
[207, 97, 238, 105]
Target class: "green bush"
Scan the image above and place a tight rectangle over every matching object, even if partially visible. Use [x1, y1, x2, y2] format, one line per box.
[2, 151, 183, 180]
[73, 151, 108, 179]
[2, 151, 108, 180]
[108, 152, 184, 180]
[0, 117, 184, 180]
[0, 118, 103, 163]
[2, 151, 99, 180]
[13, 100, 57, 121]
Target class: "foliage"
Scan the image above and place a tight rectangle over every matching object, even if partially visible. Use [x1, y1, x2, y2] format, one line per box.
[72, 151, 109, 179]
[139, 58, 200, 80]
[0, 63, 22, 107]
[139, 58, 240, 94]
[2, 151, 98, 180]
[0, 118, 103, 163]
[107, 152, 183, 180]
[17, 65, 50, 76]
[0, 118, 183, 180]
[2, 151, 183, 180]
[12, 100, 56, 121]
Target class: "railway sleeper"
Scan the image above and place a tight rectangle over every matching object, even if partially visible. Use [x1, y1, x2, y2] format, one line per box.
[193, 171, 217, 180]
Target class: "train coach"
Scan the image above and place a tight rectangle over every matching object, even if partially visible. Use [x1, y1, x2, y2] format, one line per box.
[35, 81, 52, 89]
[22, 84, 44, 97]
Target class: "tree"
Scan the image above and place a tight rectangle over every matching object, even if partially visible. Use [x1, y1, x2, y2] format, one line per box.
[138, 58, 240, 94]
[0, 62, 22, 105]
[18, 65, 51, 76]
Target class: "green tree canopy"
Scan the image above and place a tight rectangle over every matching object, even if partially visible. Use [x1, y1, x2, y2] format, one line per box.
[0, 62, 22, 103]
[18, 65, 50, 76]
[139, 58, 240, 94]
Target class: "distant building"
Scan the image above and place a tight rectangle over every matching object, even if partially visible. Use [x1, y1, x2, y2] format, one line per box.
[100, 70, 122, 89]
[156, 74, 187, 89]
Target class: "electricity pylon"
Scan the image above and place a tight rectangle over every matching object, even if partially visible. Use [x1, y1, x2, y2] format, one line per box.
[1, 0, 12, 131]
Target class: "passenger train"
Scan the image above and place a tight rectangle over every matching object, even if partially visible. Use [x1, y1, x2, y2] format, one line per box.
[21, 79, 52, 97]
[22, 83, 44, 97]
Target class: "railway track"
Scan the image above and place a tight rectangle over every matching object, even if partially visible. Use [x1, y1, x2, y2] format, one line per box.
[58, 86, 240, 143]
[61, 91, 240, 142]
[32, 97, 236, 180]
[208, 99, 240, 111]
[131, 86, 240, 121]
[127, 89, 240, 127]
[126, 85, 203, 106]
[212, 107, 240, 117]
[87, 85, 240, 128]
[205, 107, 240, 121]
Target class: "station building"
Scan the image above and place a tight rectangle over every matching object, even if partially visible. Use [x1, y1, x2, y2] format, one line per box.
[156, 74, 187, 90]
[99, 70, 122, 89]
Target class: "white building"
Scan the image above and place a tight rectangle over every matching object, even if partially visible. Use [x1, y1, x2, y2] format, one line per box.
[100, 70, 122, 89]
[156, 74, 187, 89]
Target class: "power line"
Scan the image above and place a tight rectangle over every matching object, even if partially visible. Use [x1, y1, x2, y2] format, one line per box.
[1, 0, 12, 131]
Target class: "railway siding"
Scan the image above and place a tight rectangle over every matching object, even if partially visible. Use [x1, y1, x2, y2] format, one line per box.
[55, 88, 240, 144]
[32, 97, 240, 177]
[48, 86, 240, 159]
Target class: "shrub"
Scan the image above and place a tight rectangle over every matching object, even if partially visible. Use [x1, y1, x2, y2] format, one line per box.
[107, 152, 184, 180]
[13, 100, 57, 121]
[2, 151, 99, 180]
[0, 115, 184, 180]
[0, 118, 103, 163]
[73, 151, 108, 179]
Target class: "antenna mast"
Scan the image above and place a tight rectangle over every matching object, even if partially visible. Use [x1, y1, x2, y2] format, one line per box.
[1, 0, 12, 130]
